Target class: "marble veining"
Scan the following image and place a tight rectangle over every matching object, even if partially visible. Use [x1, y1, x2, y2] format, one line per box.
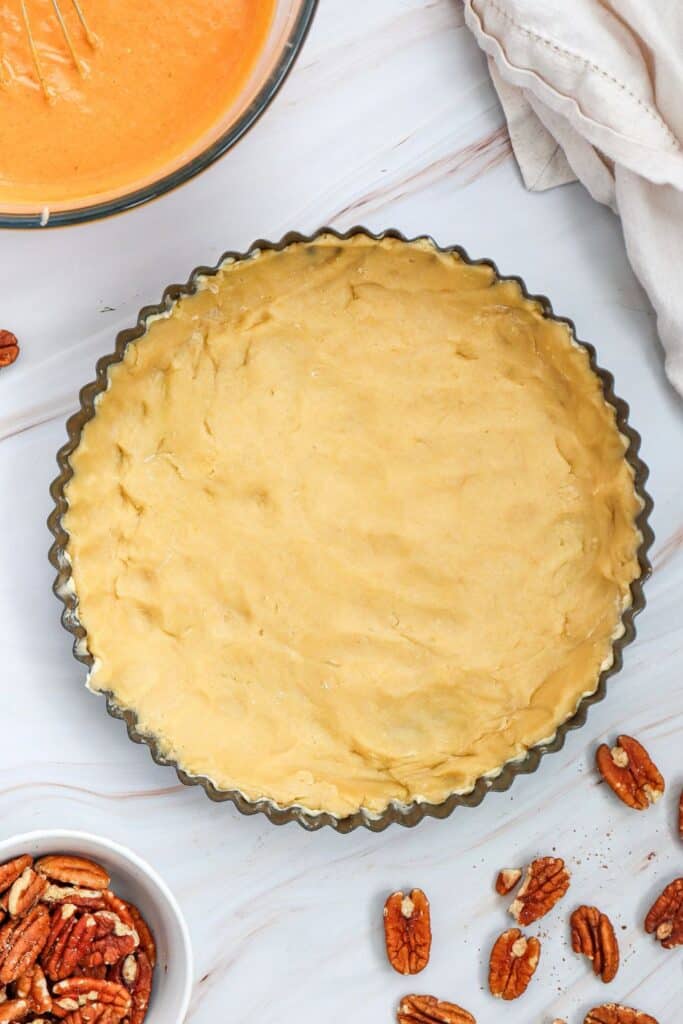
[0, 2, 682, 1022]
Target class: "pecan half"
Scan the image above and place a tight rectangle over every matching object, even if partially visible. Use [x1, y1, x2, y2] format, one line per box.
[509, 858, 570, 925]
[584, 1005, 658, 1024]
[74, 965, 108, 981]
[0, 998, 28, 1021]
[36, 857, 110, 893]
[14, 962, 51, 1016]
[397, 994, 476, 1024]
[112, 951, 152, 1024]
[0, 905, 50, 984]
[123, 903, 156, 968]
[0, 859, 32, 898]
[79, 913, 138, 970]
[52, 977, 131, 1020]
[0, 332, 19, 370]
[42, 885, 105, 911]
[384, 890, 431, 975]
[571, 906, 619, 982]
[98, 894, 135, 932]
[596, 735, 664, 810]
[489, 928, 540, 1000]
[42, 909, 97, 981]
[29, 963, 51, 1015]
[644, 877, 683, 948]
[495, 869, 522, 896]
[8, 869, 47, 918]
[61, 1006, 120, 1024]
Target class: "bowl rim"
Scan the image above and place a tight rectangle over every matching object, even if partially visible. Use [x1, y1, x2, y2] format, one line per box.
[47, 225, 655, 833]
[0, 0, 318, 230]
[0, 829, 193, 1021]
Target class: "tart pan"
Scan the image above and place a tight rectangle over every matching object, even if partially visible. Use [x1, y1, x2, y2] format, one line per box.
[48, 226, 654, 833]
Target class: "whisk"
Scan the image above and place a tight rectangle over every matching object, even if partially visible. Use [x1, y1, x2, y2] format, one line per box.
[3, 0, 97, 99]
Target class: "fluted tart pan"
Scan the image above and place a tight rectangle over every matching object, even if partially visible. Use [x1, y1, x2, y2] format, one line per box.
[48, 226, 654, 833]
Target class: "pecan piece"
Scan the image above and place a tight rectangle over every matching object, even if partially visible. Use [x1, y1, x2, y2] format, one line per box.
[42, 909, 97, 981]
[123, 903, 156, 968]
[495, 869, 522, 896]
[52, 977, 131, 1021]
[644, 877, 683, 948]
[509, 857, 570, 925]
[384, 890, 431, 975]
[0, 998, 28, 1021]
[0, 332, 19, 370]
[36, 857, 110, 893]
[571, 905, 619, 982]
[0, 859, 32, 898]
[79, 912, 138, 969]
[0, 905, 50, 984]
[584, 1005, 658, 1024]
[596, 735, 664, 810]
[489, 928, 540, 1000]
[7, 869, 47, 918]
[397, 994, 476, 1023]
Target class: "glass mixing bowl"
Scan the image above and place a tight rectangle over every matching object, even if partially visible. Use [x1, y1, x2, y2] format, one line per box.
[0, 0, 317, 229]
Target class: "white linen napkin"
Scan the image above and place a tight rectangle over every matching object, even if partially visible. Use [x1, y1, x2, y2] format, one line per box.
[462, 0, 683, 395]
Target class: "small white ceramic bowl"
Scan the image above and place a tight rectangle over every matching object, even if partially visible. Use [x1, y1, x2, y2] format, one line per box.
[0, 830, 192, 1024]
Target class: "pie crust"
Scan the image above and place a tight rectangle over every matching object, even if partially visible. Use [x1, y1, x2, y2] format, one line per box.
[63, 235, 643, 816]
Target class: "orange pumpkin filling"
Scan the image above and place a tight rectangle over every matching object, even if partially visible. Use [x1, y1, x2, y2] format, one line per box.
[0, 0, 275, 210]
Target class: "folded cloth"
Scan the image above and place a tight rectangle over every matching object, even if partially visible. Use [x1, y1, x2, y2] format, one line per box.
[463, 0, 683, 395]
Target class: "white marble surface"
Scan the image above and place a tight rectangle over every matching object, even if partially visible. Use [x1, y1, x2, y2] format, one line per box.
[1, 2, 682, 1022]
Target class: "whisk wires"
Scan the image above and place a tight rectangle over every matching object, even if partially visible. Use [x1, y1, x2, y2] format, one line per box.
[16, 0, 97, 100]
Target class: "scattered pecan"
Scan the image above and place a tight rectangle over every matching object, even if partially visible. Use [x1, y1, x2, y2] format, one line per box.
[596, 735, 664, 810]
[644, 877, 683, 948]
[495, 869, 522, 896]
[0, 331, 19, 370]
[123, 904, 156, 968]
[489, 928, 540, 1000]
[509, 857, 570, 925]
[42, 909, 97, 981]
[36, 859, 109, 894]
[0, 904, 50, 984]
[384, 890, 431, 975]
[397, 994, 476, 1023]
[0, 998, 28, 1021]
[571, 905, 619, 982]
[584, 1005, 658, 1024]
[52, 977, 131, 1021]
[79, 912, 138, 970]
[8, 869, 47, 918]
[0, 859, 33, 898]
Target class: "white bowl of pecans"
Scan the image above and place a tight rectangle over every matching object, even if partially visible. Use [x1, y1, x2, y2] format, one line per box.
[0, 830, 192, 1023]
